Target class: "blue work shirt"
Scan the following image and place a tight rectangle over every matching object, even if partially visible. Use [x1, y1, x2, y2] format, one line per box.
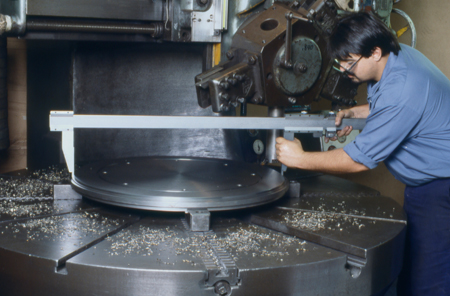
[344, 44, 450, 186]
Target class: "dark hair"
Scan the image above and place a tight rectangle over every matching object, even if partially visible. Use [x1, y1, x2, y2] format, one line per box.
[327, 12, 400, 60]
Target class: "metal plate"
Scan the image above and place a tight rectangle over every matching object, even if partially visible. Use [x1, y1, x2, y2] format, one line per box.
[72, 157, 289, 211]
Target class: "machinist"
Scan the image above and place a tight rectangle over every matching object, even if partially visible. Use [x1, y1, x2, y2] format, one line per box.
[275, 12, 450, 296]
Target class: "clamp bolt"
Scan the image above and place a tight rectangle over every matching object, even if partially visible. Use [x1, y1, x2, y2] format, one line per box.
[220, 92, 230, 101]
[214, 281, 230, 296]
[248, 56, 257, 65]
[220, 81, 230, 90]
[233, 73, 245, 81]
[226, 51, 234, 60]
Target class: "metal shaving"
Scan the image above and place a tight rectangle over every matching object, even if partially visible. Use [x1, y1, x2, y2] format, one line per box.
[0, 166, 70, 199]
[0, 201, 64, 218]
[106, 222, 308, 265]
[293, 199, 367, 217]
[107, 225, 177, 257]
[3, 212, 123, 242]
[282, 210, 366, 232]
[282, 211, 333, 231]
[215, 224, 307, 258]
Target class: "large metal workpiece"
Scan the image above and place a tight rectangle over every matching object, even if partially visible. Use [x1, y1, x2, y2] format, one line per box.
[0, 172, 405, 296]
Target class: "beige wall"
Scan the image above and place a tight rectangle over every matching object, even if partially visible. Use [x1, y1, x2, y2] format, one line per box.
[0, 38, 27, 173]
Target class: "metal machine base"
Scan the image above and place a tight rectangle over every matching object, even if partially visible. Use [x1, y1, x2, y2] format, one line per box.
[0, 174, 406, 296]
[72, 157, 289, 212]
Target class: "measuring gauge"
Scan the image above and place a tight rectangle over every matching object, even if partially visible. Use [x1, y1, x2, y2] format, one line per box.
[253, 139, 264, 155]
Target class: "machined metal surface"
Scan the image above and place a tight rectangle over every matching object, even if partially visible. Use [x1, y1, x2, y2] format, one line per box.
[72, 157, 289, 212]
[0, 174, 406, 296]
[71, 42, 244, 165]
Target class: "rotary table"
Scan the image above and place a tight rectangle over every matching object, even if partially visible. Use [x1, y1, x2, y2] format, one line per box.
[0, 160, 405, 296]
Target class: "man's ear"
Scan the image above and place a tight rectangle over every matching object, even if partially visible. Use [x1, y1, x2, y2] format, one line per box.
[372, 47, 383, 62]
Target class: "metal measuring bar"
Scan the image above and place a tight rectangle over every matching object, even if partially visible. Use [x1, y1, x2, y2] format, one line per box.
[49, 111, 366, 173]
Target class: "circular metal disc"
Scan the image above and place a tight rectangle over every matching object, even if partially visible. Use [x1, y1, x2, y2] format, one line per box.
[72, 157, 289, 211]
[274, 37, 322, 96]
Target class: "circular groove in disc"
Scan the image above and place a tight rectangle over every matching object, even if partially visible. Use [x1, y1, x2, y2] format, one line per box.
[72, 157, 289, 211]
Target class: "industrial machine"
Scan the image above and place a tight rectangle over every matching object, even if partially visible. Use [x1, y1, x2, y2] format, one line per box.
[0, 0, 414, 295]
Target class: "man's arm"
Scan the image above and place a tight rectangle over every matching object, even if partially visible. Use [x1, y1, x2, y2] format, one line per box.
[335, 104, 370, 137]
[275, 137, 369, 173]
[275, 104, 370, 173]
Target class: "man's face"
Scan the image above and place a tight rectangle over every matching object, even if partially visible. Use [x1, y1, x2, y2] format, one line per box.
[336, 53, 374, 84]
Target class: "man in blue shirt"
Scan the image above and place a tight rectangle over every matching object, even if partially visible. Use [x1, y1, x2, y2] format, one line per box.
[276, 13, 450, 295]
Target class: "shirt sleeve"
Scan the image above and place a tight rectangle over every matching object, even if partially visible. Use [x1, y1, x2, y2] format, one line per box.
[344, 102, 421, 169]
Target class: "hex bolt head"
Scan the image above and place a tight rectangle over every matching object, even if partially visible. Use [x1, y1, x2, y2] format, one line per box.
[288, 97, 297, 104]
[219, 104, 229, 112]
[214, 281, 231, 296]
[233, 73, 245, 81]
[226, 51, 234, 60]
[295, 63, 308, 73]
[237, 97, 245, 103]
[227, 78, 237, 85]
[220, 81, 230, 90]
[248, 56, 257, 65]
[220, 92, 230, 101]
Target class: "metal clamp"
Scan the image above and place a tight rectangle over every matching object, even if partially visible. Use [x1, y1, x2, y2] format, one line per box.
[186, 209, 211, 232]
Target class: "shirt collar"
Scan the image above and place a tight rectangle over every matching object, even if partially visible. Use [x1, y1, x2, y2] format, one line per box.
[367, 50, 400, 97]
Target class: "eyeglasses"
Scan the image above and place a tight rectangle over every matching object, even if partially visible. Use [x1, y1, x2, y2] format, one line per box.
[333, 56, 363, 76]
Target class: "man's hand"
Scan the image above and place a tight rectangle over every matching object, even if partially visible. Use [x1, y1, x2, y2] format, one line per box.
[335, 109, 355, 137]
[275, 137, 304, 168]
[325, 109, 357, 143]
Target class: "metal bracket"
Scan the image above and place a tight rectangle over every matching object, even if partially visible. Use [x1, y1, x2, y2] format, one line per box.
[202, 236, 240, 288]
[281, 130, 295, 175]
[51, 111, 75, 173]
[288, 180, 301, 198]
[180, 225, 240, 290]
[346, 255, 367, 279]
[185, 209, 211, 232]
[191, 0, 228, 42]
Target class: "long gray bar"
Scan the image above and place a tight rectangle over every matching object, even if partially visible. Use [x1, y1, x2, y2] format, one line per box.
[50, 111, 366, 131]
